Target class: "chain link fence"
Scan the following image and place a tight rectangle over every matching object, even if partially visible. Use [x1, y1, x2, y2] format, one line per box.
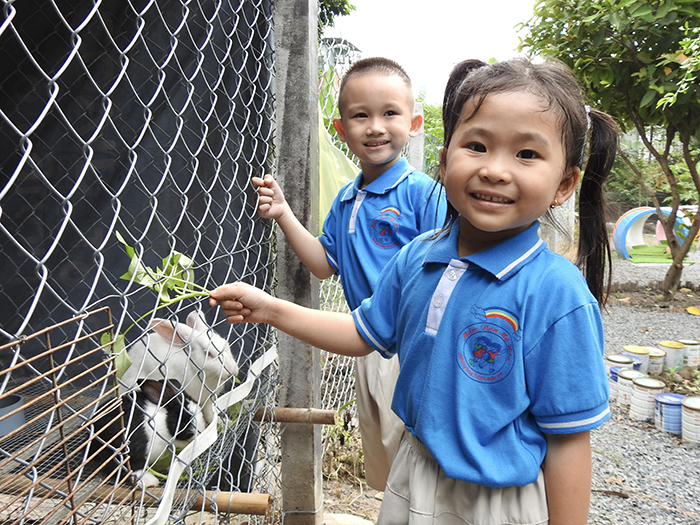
[317, 40, 361, 456]
[0, 0, 281, 523]
[316, 41, 423, 465]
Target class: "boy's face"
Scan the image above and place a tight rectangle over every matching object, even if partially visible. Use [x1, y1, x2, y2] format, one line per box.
[333, 74, 422, 181]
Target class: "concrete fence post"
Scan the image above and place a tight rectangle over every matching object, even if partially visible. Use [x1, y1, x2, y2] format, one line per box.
[274, 0, 323, 523]
[407, 101, 425, 172]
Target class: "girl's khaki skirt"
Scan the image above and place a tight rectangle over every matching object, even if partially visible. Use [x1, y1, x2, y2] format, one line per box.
[377, 431, 549, 525]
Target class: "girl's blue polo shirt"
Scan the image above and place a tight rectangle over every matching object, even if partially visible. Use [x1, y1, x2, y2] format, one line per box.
[318, 157, 446, 310]
[352, 222, 610, 487]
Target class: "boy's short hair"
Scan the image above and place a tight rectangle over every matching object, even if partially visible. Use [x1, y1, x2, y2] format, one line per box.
[337, 57, 414, 115]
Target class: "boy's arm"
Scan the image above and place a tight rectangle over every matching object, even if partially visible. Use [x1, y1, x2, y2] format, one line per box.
[542, 431, 592, 525]
[209, 283, 372, 357]
[252, 175, 334, 279]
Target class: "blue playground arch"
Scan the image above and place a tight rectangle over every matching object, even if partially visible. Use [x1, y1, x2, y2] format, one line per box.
[613, 206, 691, 259]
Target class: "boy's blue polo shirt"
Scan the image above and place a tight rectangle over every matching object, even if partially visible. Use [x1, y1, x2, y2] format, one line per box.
[352, 222, 610, 487]
[318, 157, 446, 310]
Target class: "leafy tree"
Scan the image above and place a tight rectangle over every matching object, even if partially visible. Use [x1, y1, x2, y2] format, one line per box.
[519, 0, 700, 300]
[659, 24, 700, 107]
[319, 0, 355, 38]
[418, 92, 444, 178]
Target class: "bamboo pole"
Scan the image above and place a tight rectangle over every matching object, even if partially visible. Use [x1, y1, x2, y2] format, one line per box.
[0, 474, 271, 515]
[253, 407, 337, 425]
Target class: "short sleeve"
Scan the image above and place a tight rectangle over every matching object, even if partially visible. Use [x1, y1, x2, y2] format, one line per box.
[525, 302, 610, 434]
[317, 193, 342, 273]
[352, 249, 405, 358]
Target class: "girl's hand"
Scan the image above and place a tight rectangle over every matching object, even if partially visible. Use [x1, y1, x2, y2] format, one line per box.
[211, 282, 374, 358]
[251, 174, 290, 221]
[209, 283, 272, 325]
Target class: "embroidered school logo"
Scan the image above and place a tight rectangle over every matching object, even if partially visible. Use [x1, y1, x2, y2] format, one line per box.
[370, 207, 400, 248]
[456, 305, 521, 384]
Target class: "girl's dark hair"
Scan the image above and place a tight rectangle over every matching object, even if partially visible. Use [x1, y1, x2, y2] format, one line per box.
[440, 57, 619, 305]
[442, 59, 487, 126]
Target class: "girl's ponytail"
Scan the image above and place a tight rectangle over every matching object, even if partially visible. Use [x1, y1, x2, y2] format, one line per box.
[576, 108, 619, 306]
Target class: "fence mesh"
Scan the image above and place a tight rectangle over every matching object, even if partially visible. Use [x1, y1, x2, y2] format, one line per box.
[317, 40, 361, 451]
[0, 0, 281, 523]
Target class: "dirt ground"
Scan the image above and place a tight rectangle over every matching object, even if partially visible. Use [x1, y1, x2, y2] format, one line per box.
[323, 477, 382, 522]
[609, 285, 699, 311]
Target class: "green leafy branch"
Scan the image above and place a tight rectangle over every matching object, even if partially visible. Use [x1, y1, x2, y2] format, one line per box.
[101, 232, 211, 377]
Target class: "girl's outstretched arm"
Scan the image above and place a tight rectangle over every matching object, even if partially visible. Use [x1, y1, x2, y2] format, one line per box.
[542, 431, 592, 525]
[209, 283, 373, 357]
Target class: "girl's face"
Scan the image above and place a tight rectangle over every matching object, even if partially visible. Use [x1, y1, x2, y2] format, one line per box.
[440, 91, 579, 256]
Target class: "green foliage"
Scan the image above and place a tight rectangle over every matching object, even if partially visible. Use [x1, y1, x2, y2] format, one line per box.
[116, 231, 209, 308]
[102, 233, 210, 377]
[319, 0, 355, 38]
[668, 162, 699, 204]
[101, 331, 130, 379]
[518, 0, 700, 134]
[419, 92, 444, 178]
[519, 0, 700, 297]
[659, 24, 700, 108]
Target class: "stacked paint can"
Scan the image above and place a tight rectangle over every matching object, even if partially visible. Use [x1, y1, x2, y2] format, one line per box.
[629, 377, 666, 421]
[605, 354, 634, 372]
[616, 369, 647, 409]
[659, 340, 685, 372]
[604, 355, 633, 401]
[622, 345, 649, 373]
[608, 366, 623, 401]
[679, 339, 700, 367]
[681, 397, 700, 444]
[655, 393, 684, 434]
[646, 347, 666, 375]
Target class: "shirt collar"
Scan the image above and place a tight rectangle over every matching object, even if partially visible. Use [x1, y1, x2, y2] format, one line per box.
[340, 157, 414, 201]
[422, 222, 547, 281]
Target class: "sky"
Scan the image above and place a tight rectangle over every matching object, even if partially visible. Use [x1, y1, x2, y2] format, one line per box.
[324, 0, 537, 105]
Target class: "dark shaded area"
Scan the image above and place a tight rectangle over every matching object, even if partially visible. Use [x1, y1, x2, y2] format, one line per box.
[0, 0, 276, 494]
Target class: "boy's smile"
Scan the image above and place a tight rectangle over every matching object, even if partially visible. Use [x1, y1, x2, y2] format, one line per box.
[334, 73, 422, 184]
[440, 91, 579, 256]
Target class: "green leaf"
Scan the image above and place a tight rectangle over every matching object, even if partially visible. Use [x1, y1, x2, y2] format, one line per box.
[640, 89, 658, 107]
[593, 27, 607, 47]
[609, 11, 624, 28]
[116, 231, 135, 259]
[630, 4, 653, 18]
[162, 251, 195, 289]
[116, 233, 160, 289]
[121, 255, 158, 288]
[657, 2, 675, 19]
[102, 332, 131, 379]
[638, 51, 652, 64]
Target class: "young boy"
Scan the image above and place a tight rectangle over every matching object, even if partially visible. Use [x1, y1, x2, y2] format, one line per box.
[252, 57, 446, 490]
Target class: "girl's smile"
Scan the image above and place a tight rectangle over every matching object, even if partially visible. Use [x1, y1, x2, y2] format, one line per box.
[440, 91, 579, 256]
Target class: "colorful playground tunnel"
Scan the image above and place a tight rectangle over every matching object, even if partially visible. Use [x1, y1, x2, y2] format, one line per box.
[613, 206, 695, 260]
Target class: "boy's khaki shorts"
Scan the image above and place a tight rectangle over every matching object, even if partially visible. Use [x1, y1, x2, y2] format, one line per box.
[355, 351, 405, 490]
[378, 431, 549, 525]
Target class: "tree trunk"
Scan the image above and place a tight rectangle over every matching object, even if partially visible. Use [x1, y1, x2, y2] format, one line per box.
[662, 258, 683, 301]
[662, 215, 700, 300]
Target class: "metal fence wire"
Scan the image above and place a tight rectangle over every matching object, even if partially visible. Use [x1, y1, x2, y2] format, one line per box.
[317, 39, 361, 455]
[0, 0, 281, 523]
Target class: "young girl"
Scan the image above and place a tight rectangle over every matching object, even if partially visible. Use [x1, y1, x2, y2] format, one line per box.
[210, 57, 618, 525]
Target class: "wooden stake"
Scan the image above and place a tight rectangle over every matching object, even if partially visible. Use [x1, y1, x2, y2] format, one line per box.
[0, 474, 271, 515]
[253, 407, 337, 425]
